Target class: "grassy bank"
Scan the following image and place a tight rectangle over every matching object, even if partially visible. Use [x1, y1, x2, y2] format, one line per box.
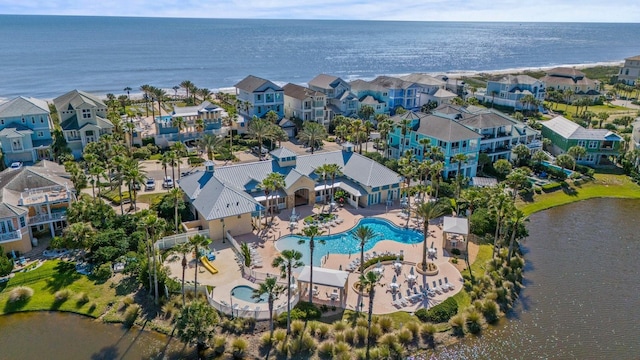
[0, 260, 121, 317]
[518, 173, 640, 216]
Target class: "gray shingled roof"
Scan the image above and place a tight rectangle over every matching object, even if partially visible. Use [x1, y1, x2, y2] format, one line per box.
[308, 74, 339, 90]
[458, 112, 513, 130]
[370, 76, 416, 90]
[179, 171, 263, 221]
[360, 95, 383, 105]
[349, 79, 387, 92]
[234, 75, 281, 93]
[0, 123, 34, 138]
[0, 96, 50, 118]
[399, 73, 446, 87]
[416, 115, 482, 142]
[542, 116, 623, 141]
[283, 83, 321, 100]
[492, 74, 539, 85]
[60, 115, 80, 130]
[53, 90, 106, 112]
[270, 147, 298, 159]
[389, 111, 426, 124]
[434, 103, 465, 115]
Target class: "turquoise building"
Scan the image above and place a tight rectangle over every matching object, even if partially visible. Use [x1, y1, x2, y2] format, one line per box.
[0, 97, 54, 166]
[234, 75, 284, 122]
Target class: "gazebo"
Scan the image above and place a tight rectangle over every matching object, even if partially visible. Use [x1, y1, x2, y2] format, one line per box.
[442, 216, 469, 254]
[297, 266, 349, 308]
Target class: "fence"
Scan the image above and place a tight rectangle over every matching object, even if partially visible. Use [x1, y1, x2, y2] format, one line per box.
[155, 229, 209, 250]
[225, 231, 288, 286]
[207, 287, 300, 320]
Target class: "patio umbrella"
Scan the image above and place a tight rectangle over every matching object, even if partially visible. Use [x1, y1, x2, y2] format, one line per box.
[392, 274, 397, 283]
[410, 266, 415, 275]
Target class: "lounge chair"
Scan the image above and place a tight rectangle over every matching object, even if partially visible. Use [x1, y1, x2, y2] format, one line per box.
[399, 295, 409, 307]
[392, 299, 402, 308]
[425, 284, 436, 297]
[438, 279, 449, 292]
[444, 277, 455, 291]
[432, 281, 443, 294]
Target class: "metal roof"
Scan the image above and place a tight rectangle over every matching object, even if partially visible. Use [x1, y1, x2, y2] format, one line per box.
[270, 147, 297, 159]
[298, 266, 349, 288]
[53, 90, 106, 112]
[0, 96, 50, 118]
[443, 216, 468, 235]
[542, 116, 623, 141]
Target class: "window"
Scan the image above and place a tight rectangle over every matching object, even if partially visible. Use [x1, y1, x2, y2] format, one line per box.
[82, 109, 91, 119]
[588, 141, 598, 149]
[40, 116, 44, 123]
[256, 94, 262, 101]
[382, 92, 388, 96]
[37, 131, 44, 137]
[21, 117, 25, 123]
[1, 119, 3, 125]
[577, 140, 587, 147]
[415, 134, 419, 141]
[20, 217, 25, 228]
[31, 117, 35, 124]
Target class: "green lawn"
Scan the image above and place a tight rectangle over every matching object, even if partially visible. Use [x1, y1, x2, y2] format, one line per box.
[0, 260, 122, 317]
[451, 244, 492, 310]
[137, 192, 166, 206]
[544, 102, 634, 118]
[518, 174, 640, 216]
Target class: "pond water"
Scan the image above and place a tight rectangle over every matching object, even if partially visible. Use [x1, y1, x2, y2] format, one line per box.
[0, 312, 190, 359]
[431, 198, 640, 359]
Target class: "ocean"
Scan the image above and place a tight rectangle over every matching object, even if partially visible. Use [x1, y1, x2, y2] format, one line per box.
[1, 15, 640, 99]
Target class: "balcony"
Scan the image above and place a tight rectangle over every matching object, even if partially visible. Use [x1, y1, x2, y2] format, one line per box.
[20, 185, 71, 206]
[0, 230, 22, 242]
[28, 211, 67, 225]
[450, 145, 479, 155]
[480, 146, 511, 155]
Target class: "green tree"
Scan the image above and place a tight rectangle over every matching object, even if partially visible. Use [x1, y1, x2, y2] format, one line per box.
[488, 186, 512, 259]
[397, 118, 413, 155]
[354, 226, 376, 276]
[0, 246, 14, 276]
[324, 163, 343, 205]
[252, 276, 285, 338]
[122, 158, 147, 212]
[258, 172, 286, 226]
[272, 249, 303, 334]
[359, 270, 382, 360]
[493, 159, 513, 180]
[297, 121, 327, 154]
[63, 222, 96, 249]
[197, 134, 224, 161]
[567, 145, 587, 170]
[176, 300, 219, 359]
[532, 150, 549, 166]
[167, 187, 184, 233]
[596, 112, 609, 129]
[297, 225, 325, 303]
[556, 153, 576, 172]
[171, 142, 188, 180]
[512, 144, 531, 166]
[247, 118, 273, 160]
[358, 104, 375, 121]
[505, 168, 531, 200]
[168, 241, 193, 306]
[414, 201, 449, 271]
[141, 214, 166, 304]
[264, 110, 279, 124]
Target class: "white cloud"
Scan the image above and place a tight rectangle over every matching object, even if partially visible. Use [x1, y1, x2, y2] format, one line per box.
[0, 0, 638, 22]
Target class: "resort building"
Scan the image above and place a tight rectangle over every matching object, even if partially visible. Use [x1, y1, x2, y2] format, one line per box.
[618, 55, 640, 85]
[234, 75, 284, 122]
[0, 96, 54, 166]
[0, 161, 74, 254]
[282, 83, 327, 125]
[154, 101, 227, 146]
[541, 116, 623, 165]
[477, 75, 545, 111]
[387, 111, 481, 179]
[540, 67, 601, 100]
[178, 144, 402, 241]
[432, 104, 543, 163]
[53, 90, 114, 159]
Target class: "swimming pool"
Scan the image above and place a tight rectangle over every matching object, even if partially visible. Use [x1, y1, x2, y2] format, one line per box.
[275, 217, 423, 265]
[541, 160, 574, 176]
[231, 285, 267, 303]
[155, 115, 173, 122]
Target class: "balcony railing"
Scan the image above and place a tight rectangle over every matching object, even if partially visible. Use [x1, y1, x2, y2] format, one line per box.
[450, 145, 479, 155]
[20, 185, 71, 206]
[28, 211, 67, 225]
[0, 230, 21, 242]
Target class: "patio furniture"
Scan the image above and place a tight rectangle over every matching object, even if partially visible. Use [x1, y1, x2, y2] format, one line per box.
[398, 295, 408, 307]
[439, 279, 448, 292]
[432, 281, 443, 294]
[444, 277, 455, 290]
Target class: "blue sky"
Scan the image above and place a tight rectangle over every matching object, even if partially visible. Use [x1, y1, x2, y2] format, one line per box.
[0, 0, 638, 22]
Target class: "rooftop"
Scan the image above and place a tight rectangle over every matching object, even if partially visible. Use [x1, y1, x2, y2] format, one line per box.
[0, 96, 50, 118]
[542, 116, 623, 141]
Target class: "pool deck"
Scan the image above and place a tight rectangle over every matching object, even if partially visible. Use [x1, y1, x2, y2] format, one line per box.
[165, 202, 465, 315]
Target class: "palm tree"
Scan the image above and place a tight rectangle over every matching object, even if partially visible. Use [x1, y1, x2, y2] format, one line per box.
[354, 226, 376, 274]
[414, 201, 449, 271]
[141, 214, 166, 305]
[172, 116, 186, 144]
[171, 142, 187, 180]
[111, 154, 127, 215]
[297, 225, 325, 303]
[430, 161, 444, 199]
[314, 164, 330, 208]
[247, 118, 273, 160]
[168, 187, 184, 233]
[168, 241, 192, 306]
[418, 137, 431, 160]
[172, 85, 180, 99]
[89, 163, 105, 198]
[397, 118, 412, 155]
[160, 151, 171, 179]
[334, 124, 349, 143]
[180, 80, 194, 101]
[189, 234, 212, 297]
[63, 222, 95, 249]
[506, 209, 527, 265]
[451, 153, 468, 201]
[194, 118, 205, 133]
[198, 88, 212, 102]
[252, 277, 285, 338]
[123, 86, 132, 100]
[377, 118, 393, 158]
[324, 163, 343, 205]
[297, 121, 327, 154]
[165, 151, 178, 188]
[532, 150, 549, 166]
[140, 84, 152, 117]
[198, 133, 224, 160]
[272, 249, 303, 334]
[359, 271, 382, 360]
[556, 153, 575, 173]
[567, 145, 587, 170]
[258, 172, 286, 226]
[122, 158, 147, 212]
[488, 186, 512, 259]
[505, 168, 530, 201]
[363, 120, 374, 153]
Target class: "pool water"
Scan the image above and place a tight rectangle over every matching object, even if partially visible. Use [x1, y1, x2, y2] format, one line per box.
[232, 285, 268, 303]
[155, 115, 173, 122]
[275, 217, 423, 265]
[541, 160, 574, 176]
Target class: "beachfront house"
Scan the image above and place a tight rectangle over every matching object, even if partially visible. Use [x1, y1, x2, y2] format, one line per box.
[53, 90, 114, 159]
[349, 79, 390, 117]
[387, 111, 481, 179]
[399, 73, 458, 108]
[370, 76, 421, 113]
[540, 67, 601, 100]
[433, 104, 543, 163]
[541, 116, 622, 166]
[0, 161, 74, 254]
[0, 96, 54, 166]
[178, 144, 401, 241]
[234, 75, 284, 122]
[308, 74, 350, 100]
[154, 101, 226, 146]
[478, 75, 545, 112]
[618, 55, 640, 85]
[282, 83, 328, 125]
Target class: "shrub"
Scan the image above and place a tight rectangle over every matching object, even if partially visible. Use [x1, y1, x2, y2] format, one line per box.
[451, 248, 461, 256]
[291, 319, 305, 336]
[356, 317, 368, 328]
[276, 301, 321, 325]
[355, 326, 368, 346]
[272, 329, 287, 343]
[333, 320, 347, 332]
[404, 322, 420, 341]
[54, 289, 72, 302]
[396, 328, 413, 346]
[317, 323, 330, 340]
[318, 342, 334, 359]
[378, 316, 394, 332]
[466, 309, 483, 334]
[231, 338, 248, 359]
[415, 297, 458, 323]
[481, 299, 500, 324]
[369, 324, 382, 341]
[541, 182, 563, 192]
[123, 304, 140, 328]
[122, 296, 134, 307]
[334, 331, 345, 343]
[9, 286, 33, 302]
[76, 292, 90, 305]
[343, 328, 356, 345]
[449, 314, 466, 336]
[92, 262, 113, 281]
[421, 323, 437, 341]
[212, 336, 226, 355]
[333, 341, 351, 356]
[288, 333, 316, 356]
[360, 254, 404, 272]
[0, 247, 14, 276]
[378, 333, 397, 347]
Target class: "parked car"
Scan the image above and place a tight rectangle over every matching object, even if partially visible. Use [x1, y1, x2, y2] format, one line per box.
[10, 162, 22, 170]
[162, 176, 173, 189]
[251, 146, 269, 156]
[145, 178, 156, 191]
